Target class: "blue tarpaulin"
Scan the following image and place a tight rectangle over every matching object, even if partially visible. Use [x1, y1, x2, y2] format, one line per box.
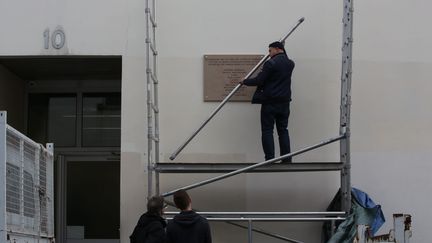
[322, 188, 385, 243]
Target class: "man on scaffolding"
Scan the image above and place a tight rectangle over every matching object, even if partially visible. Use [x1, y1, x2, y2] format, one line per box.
[241, 41, 295, 163]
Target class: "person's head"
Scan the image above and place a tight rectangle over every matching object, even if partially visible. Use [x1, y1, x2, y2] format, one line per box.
[147, 196, 165, 216]
[173, 189, 192, 211]
[268, 41, 286, 57]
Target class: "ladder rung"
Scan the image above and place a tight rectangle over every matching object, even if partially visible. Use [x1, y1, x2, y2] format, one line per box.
[150, 72, 158, 84]
[150, 43, 158, 55]
[145, 8, 157, 27]
[151, 104, 159, 113]
[155, 162, 344, 173]
[148, 135, 159, 142]
[146, 68, 158, 84]
[150, 15, 157, 28]
[146, 68, 159, 84]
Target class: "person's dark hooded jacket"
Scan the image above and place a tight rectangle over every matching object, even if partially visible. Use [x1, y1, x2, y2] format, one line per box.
[166, 211, 211, 243]
[243, 53, 295, 104]
[130, 212, 167, 243]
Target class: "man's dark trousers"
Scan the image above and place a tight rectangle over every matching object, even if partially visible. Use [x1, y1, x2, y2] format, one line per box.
[260, 102, 291, 162]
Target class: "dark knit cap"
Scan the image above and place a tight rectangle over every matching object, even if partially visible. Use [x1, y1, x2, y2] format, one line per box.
[269, 41, 286, 53]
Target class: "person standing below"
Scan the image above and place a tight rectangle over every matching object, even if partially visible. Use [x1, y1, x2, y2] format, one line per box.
[130, 196, 167, 243]
[241, 41, 295, 163]
[166, 190, 211, 243]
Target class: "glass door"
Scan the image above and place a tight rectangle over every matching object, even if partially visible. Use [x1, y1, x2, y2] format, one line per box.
[57, 155, 120, 243]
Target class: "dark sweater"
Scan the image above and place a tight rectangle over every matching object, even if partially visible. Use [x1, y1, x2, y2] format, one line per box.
[243, 53, 295, 104]
[130, 213, 167, 243]
[166, 211, 211, 243]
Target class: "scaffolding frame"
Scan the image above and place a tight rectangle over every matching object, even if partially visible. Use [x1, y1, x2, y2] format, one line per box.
[145, 0, 354, 241]
[145, 0, 160, 197]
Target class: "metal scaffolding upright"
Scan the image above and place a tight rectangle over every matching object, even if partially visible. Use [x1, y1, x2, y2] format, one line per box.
[339, 0, 354, 213]
[145, 0, 160, 197]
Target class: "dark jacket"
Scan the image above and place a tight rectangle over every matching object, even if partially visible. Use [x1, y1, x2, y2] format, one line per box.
[130, 213, 167, 243]
[166, 211, 211, 243]
[243, 53, 295, 104]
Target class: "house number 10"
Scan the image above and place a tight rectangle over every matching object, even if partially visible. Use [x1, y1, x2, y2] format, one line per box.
[44, 28, 66, 49]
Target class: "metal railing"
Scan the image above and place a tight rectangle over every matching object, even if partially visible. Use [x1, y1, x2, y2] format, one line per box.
[0, 111, 54, 242]
[164, 211, 345, 243]
[169, 17, 305, 161]
[162, 134, 344, 197]
[164, 211, 345, 221]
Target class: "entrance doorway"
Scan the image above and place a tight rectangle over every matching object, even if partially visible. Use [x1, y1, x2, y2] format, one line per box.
[57, 155, 120, 243]
[0, 56, 122, 243]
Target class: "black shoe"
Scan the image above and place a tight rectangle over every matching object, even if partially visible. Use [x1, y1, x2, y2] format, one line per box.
[281, 158, 292, 163]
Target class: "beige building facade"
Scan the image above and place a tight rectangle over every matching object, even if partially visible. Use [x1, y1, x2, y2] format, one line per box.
[1, 0, 431, 242]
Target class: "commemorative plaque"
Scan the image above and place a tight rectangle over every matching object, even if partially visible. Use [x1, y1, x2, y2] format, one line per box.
[203, 54, 264, 102]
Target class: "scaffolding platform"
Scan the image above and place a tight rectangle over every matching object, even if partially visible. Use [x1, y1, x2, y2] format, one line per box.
[155, 162, 343, 173]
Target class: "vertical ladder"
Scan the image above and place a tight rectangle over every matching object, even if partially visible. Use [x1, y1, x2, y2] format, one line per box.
[145, 0, 160, 197]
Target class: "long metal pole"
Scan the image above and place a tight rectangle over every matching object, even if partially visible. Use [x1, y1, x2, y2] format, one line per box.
[340, 0, 354, 213]
[163, 201, 309, 243]
[164, 211, 345, 216]
[165, 217, 345, 222]
[145, 0, 155, 198]
[145, 0, 153, 198]
[163, 134, 343, 197]
[169, 17, 305, 161]
[0, 112, 7, 243]
[248, 220, 253, 243]
[151, 0, 160, 196]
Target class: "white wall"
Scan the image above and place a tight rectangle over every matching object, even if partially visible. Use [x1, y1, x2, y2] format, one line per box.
[0, 1, 148, 243]
[351, 1, 432, 241]
[0, 0, 126, 55]
[158, 1, 340, 242]
[1, 0, 431, 242]
[158, 0, 432, 242]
